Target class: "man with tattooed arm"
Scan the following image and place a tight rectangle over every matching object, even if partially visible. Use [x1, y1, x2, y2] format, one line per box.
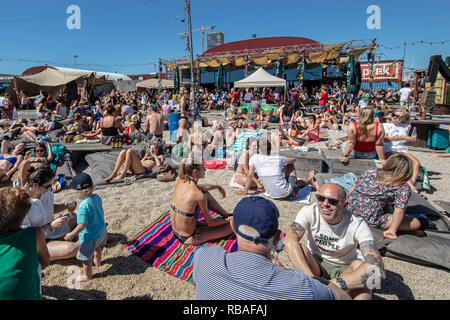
[285, 183, 385, 300]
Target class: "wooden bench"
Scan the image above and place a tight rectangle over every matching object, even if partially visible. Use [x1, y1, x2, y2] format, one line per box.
[319, 148, 377, 175]
[279, 148, 326, 177]
[410, 120, 450, 148]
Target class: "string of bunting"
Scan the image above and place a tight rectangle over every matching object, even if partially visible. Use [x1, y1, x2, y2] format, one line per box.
[380, 39, 450, 50]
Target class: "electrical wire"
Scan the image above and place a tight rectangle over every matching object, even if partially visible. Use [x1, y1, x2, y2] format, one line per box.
[0, 0, 158, 24]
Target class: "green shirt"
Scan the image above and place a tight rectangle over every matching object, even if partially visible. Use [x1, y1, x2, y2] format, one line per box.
[0, 228, 41, 300]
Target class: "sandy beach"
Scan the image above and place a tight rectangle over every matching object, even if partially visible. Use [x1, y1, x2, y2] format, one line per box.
[41, 121, 450, 301]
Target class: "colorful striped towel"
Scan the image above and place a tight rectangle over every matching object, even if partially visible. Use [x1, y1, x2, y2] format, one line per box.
[125, 211, 237, 282]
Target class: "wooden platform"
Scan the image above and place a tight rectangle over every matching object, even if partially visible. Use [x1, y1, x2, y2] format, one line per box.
[280, 147, 377, 177]
[319, 148, 377, 175]
[279, 148, 326, 177]
[410, 119, 450, 148]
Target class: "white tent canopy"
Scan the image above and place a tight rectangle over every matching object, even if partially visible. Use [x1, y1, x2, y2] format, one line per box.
[53, 67, 131, 81]
[136, 79, 174, 89]
[234, 67, 286, 88]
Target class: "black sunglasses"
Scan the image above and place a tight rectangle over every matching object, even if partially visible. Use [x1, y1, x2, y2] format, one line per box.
[391, 113, 401, 118]
[316, 195, 342, 206]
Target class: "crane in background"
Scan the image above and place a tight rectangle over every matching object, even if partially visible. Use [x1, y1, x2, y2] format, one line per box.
[178, 24, 216, 54]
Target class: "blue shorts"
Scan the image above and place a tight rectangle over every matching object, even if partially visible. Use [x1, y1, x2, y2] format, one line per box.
[77, 233, 107, 262]
[319, 104, 326, 111]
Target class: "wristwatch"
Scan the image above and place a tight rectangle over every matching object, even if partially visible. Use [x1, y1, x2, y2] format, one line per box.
[336, 277, 347, 290]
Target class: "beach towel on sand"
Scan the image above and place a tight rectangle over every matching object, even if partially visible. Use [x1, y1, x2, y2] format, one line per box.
[125, 211, 237, 282]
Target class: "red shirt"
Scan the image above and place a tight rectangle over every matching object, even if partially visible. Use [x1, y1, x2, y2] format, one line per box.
[231, 91, 239, 102]
[319, 92, 328, 105]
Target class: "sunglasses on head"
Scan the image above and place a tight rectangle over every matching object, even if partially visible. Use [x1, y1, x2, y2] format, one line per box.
[316, 195, 342, 206]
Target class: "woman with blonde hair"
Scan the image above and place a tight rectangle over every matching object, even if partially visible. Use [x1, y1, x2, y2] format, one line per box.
[347, 154, 426, 239]
[340, 107, 386, 164]
[383, 109, 423, 195]
[170, 155, 232, 245]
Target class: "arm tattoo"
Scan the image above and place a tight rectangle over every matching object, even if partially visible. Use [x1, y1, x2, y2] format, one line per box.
[359, 240, 378, 252]
[290, 222, 305, 232]
[360, 240, 386, 280]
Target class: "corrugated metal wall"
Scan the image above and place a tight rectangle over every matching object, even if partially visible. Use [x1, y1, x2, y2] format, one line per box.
[361, 81, 401, 92]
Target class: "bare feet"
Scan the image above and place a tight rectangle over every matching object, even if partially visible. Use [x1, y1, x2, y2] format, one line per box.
[76, 274, 92, 283]
[104, 175, 115, 182]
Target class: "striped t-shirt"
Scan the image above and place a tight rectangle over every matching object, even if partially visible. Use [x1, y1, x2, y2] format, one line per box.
[193, 246, 335, 300]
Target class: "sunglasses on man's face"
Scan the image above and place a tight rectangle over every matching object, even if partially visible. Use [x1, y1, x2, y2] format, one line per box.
[316, 195, 342, 206]
[391, 114, 401, 118]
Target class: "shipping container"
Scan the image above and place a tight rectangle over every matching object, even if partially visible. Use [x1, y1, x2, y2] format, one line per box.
[361, 81, 402, 92]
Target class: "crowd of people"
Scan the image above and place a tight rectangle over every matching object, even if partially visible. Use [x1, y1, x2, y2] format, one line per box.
[0, 79, 447, 300]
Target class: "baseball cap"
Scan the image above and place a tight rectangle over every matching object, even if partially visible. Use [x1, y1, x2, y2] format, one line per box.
[71, 173, 93, 190]
[232, 196, 279, 244]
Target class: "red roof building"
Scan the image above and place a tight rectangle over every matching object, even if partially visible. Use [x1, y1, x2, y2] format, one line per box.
[200, 36, 322, 58]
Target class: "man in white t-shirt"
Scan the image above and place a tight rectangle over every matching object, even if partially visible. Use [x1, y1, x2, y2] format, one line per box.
[236, 139, 314, 199]
[358, 96, 369, 109]
[285, 183, 385, 300]
[399, 83, 413, 111]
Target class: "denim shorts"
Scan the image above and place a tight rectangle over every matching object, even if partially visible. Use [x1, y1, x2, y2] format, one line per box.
[77, 233, 107, 262]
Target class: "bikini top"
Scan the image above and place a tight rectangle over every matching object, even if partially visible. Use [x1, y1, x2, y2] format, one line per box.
[170, 203, 195, 217]
[0, 154, 17, 165]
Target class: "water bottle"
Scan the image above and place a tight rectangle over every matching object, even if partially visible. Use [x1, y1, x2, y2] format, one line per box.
[411, 127, 417, 139]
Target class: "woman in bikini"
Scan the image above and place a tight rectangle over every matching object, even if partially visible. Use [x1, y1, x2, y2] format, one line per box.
[0, 141, 25, 186]
[105, 141, 164, 182]
[340, 107, 386, 164]
[232, 138, 264, 191]
[170, 156, 232, 245]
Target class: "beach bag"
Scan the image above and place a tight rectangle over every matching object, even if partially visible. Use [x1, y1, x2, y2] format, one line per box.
[156, 164, 175, 182]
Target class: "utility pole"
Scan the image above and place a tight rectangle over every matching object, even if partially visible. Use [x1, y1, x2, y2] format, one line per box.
[73, 55, 78, 69]
[178, 24, 215, 54]
[186, 0, 196, 118]
[402, 41, 407, 62]
[158, 57, 162, 93]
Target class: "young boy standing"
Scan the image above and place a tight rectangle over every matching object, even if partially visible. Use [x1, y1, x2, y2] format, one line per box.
[64, 173, 107, 283]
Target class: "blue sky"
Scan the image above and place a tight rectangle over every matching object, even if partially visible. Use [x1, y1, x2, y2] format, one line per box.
[1, 0, 449, 75]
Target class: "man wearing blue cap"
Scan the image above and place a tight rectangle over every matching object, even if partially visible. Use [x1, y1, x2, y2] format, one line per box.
[193, 196, 350, 300]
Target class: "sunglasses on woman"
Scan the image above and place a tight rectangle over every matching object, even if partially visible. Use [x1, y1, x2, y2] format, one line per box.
[36, 149, 45, 153]
[316, 195, 342, 206]
[391, 113, 401, 118]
